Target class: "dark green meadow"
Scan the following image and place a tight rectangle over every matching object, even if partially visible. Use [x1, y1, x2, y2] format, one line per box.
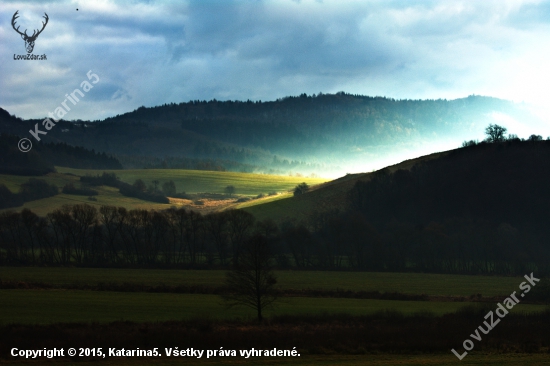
[2, 267, 547, 326]
[5, 290, 528, 325]
[0, 267, 528, 297]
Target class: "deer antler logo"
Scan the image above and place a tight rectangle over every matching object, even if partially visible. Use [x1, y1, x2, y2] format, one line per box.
[12, 11, 49, 54]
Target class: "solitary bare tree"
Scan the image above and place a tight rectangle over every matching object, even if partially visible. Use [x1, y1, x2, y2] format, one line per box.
[222, 234, 277, 321]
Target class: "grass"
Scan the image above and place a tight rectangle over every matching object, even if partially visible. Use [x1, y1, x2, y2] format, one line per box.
[243, 150, 450, 222]
[55, 167, 328, 196]
[1, 266, 548, 364]
[0, 168, 327, 216]
[241, 193, 312, 222]
[0, 290, 546, 325]
[3, 353, 550, 366]
[240, 171, 364, 222]
[233, 192, 292, 209]
[0, 267, 537, 297]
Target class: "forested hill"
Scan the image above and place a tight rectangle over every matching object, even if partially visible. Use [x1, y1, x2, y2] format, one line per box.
[0, 93, 534, 176]
[0, 134, 122, 176]
[243, 139, 550, 274]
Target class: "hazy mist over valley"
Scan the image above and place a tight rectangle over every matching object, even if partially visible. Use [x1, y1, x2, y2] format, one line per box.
[1, 93, 545, 178]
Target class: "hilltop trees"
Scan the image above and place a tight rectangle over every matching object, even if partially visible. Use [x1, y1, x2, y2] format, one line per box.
[485, 124, 507, 143]
[463, 125, 550, 147]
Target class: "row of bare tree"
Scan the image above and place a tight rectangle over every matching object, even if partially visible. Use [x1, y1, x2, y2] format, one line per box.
[1, 204, 548, 275]
[0, 205, 262, 267]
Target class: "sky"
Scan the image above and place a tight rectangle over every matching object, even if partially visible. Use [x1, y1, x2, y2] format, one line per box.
[1, 0, 550, 133]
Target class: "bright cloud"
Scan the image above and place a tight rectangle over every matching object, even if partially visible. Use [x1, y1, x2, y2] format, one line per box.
[1, 0, 549, 129]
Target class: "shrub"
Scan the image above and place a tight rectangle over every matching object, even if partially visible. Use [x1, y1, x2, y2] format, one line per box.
[461, 140, 478, 147]
[293, 182, 309, 196]
[19, 178, 58, 201]
[119, 181, 169, 203]
[528, 134, 543, 142]
[162, 180, 177, 196]
[80, 172, 119, 187]
[225, 185, 236, 197]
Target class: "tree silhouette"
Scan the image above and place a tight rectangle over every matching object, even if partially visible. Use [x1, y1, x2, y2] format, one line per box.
[223, 234, 277, 321]
[528, 134, 543, 141]
[162, 180, 176, 196]
[225, 185, 235, 197]
[485, 124, 507, 143]
[293, 182, 309, 196]
[133, 179, 147, 192]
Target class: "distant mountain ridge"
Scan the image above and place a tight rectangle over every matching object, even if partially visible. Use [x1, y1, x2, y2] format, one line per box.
[0, 93, 534, 176]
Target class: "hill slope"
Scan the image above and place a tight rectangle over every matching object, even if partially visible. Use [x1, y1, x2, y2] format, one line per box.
[244, 138, 550, 228]
[0, 93, 536, 176]
[242, 150, 447, 222]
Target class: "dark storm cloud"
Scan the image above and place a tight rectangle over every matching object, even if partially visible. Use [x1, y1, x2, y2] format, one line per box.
[1, 0, 549, 123]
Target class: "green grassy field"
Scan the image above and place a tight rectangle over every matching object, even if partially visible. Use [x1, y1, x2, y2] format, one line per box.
[234, 192, 293, 209]
[0, 171, 171, 217]
[55, 167, 327, 196]
[0, 168, 327, 216]
[1, 267, 548, 364]
[241, 193, 312, 222]
[0, 267, 534, 297]
[0, 290, 546, 325]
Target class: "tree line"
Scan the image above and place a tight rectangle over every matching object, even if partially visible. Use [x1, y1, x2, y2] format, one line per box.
[0, 205, 260, 267]
[1, 201, 549, 275]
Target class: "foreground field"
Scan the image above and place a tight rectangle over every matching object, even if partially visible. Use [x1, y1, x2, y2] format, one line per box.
[2, 268, 549, 364]
[0, 267, 532, 297]
[10, 289, 544, 325]
[2, 267, 547, 325]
